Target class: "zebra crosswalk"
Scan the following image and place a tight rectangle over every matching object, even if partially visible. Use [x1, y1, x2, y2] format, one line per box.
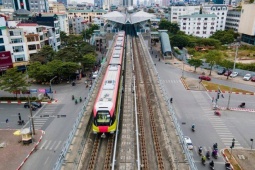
[192, 91, 242, 148]
[160, 79, 181, 84]
[33, 105, 58, 129]
[39, 139, 65, 151]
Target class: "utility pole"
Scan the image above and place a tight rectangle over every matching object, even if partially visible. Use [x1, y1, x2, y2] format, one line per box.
[26, 65, 35, 135]
[227, 39, 240, 110]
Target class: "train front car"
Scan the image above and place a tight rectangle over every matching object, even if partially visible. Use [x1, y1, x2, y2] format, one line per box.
[92, 65, 122, 136]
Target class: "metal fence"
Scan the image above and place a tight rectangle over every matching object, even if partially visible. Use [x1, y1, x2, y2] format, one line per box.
[139, 34, 197, 170]
[53, 38, 115, 170]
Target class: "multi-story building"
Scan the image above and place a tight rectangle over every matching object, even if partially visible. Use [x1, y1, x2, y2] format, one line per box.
[202, 4, 228, 31]
[39, 13, 69, 35]
[70, 17, 88, 34]
[238, 4, 255, 45]
[57, 0, 67, 7]
[168, 5, 200, 23]
[49, 1, 66, 13]
[179, 13, 217, 38]
[0, 17, 14, 72]
[67, 9, 107, 23]
[225, 8, 241, 32]
[1, 0, 49, 13]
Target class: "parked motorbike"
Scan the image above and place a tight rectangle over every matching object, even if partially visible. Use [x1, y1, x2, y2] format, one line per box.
[238, 102, 245, 108]
[214, 111, 221, 116]
[17, 120, 25, 125]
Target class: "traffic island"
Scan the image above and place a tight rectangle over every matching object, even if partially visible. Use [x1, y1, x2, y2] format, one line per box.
[181, 77, 206, 91]
[0, 129, 44, 170]
[222, 148, 255, 170]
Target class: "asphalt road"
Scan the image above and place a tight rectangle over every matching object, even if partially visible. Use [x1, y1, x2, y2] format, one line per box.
[20, 79, 90, 170]
[150, 49, 255, 170]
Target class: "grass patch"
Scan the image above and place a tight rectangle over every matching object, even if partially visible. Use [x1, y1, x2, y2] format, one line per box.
[224, 149, 242, 170]
[202, 81, 254, 93]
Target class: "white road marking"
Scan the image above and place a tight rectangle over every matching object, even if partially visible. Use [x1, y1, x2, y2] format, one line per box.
[44, 140, 52, 150]
[54, 141, 62, 150]
[40, 140, 48, 149]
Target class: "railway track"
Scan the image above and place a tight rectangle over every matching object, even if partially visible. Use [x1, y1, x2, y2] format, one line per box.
[133, 36, 165, 169]
[86, 135, 115, 170]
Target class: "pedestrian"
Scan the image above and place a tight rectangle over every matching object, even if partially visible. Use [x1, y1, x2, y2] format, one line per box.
[18, 113, 21, 121]
[212, 97, 214, 103]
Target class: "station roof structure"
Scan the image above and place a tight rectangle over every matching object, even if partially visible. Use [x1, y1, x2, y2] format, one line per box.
[160, 32, 172, 54]
[102, 10, 156, 24]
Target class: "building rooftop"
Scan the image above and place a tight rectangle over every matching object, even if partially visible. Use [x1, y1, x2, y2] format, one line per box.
[68, 9, 107, 13]
[179, 13, 217, 18]
[17, 23, 38, 26]
[102, 10, 156, 24]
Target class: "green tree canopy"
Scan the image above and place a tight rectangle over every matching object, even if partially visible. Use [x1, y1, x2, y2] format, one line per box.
[158, 20, 180, 34]
[187, 58, 203, 72]
[81, 53, 97, 68]
[30, 45, 55, 64]
[204, 50, 223, 75]
[210, 30, 235, 44]
[60, 31, 68, 46]
[82, 24, 99, 40]
[170, 35, 189, 49]
[0, 68, 29, 97]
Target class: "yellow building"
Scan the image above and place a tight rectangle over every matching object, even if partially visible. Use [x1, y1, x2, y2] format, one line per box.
[49, 2, 66, 13]
[67, 9, 107, 23]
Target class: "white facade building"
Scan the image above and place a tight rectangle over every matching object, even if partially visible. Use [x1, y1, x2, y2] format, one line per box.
[179, 13, 217, 38]
[225, 8, 241, 32]
[202, 4, 228, 31]
[70, 17, 88, 34]
[168, 5, 200, 23]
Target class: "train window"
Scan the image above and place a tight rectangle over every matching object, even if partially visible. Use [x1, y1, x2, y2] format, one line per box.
[96, 111, 111, 125]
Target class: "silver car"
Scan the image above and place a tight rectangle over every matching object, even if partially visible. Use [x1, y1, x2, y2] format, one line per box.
[243, 74, 252, 81]
[230, 72, 238, 78]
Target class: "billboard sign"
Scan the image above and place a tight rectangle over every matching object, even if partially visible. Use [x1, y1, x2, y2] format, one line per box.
[0, 51, 13, 71]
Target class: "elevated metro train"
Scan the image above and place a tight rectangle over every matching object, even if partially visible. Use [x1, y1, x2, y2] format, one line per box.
[92, 31, 125, 136]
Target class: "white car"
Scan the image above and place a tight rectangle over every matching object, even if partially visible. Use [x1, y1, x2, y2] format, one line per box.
[243, 74, 252, 81]
[92, 71, 98, 79]
[184, 136, 193, 150]
[230, 72, 238, 78]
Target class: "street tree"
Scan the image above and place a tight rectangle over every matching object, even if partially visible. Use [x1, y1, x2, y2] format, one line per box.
[55, 46, 79, 62]
[210, 30, 235, 44]
[81, 53, 97, 68]
[60, 31, 68, 46]
[187, 58, 203, 72]
[170, 35, 189, 49]
[204, 50, 223, 75]
[0, 68, 29, 98]
[158, 20, 180, 34]
[31, 45, 55, 64]
[83, 24, 99, 40]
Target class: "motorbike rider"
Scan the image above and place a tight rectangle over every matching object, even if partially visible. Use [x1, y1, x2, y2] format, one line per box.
[212, 149, 217, 157]
[192, 124, 195, 130]
[170, 98, 173, 103]
[198, 146, 203, 155]
[213, 143, 218, 150]
[80, 97, 82, 102]
[201, 155, 206, 163]
[206, 151, 210, 158]
[209, 160, 214, 167]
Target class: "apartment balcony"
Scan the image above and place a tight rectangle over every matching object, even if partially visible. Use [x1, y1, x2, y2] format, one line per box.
[28, 49, 38, 54]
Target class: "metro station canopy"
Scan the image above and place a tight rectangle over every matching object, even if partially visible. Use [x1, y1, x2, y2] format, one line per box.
[102, 11, 156, 24]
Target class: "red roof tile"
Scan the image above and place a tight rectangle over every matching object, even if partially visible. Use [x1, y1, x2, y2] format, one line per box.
[17, 23, 38, 26]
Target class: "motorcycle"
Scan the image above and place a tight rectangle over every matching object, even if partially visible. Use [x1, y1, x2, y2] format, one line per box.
[17, 120, 25, 125]
[201, 157, 206, 165]
[191, 127, 195, 132]
[206, 151, 211, 160]
[198, 147, 202, 156]
[238, 102, 245, 108]
[212, 150, 218, 159]
[170, 98, 173, 103]
[79, 97, 82, 103]
[225, 162, 231, 170]
[214, 111, 221, 116]
[75, 99, 78, 105]
[72, 95, 74, 100]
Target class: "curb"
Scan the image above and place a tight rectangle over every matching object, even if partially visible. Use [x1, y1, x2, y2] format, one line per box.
[221, 149, 244, 170]
[219, 106, 255, 113]
[17, 130, 45, 170]
[207, 90, 254, 95]
[180, 77, 189, 90]
[0, 100, 57, 104]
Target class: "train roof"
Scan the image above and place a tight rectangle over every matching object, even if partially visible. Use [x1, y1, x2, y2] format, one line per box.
[110, 46, 123, 65]
[95, 65, 121, 110]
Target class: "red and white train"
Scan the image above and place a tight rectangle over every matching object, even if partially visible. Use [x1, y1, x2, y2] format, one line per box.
[92, 31, 125, 135]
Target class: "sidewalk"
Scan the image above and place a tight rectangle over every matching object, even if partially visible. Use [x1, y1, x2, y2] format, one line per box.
[0, 129, 43, 170]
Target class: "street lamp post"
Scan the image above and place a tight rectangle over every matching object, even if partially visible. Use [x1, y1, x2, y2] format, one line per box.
[227, 39, 240, 110]
[50, 76, 57, 100]
[25, 65, 35, 135]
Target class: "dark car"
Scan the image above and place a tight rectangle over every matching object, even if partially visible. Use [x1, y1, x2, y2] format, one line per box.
[199, 75, 211, 81]
[224, 70, 232, 76]
[24, 102, 42, 108]
[251, 76, 255, 82]
[217, 68, 226, 75]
